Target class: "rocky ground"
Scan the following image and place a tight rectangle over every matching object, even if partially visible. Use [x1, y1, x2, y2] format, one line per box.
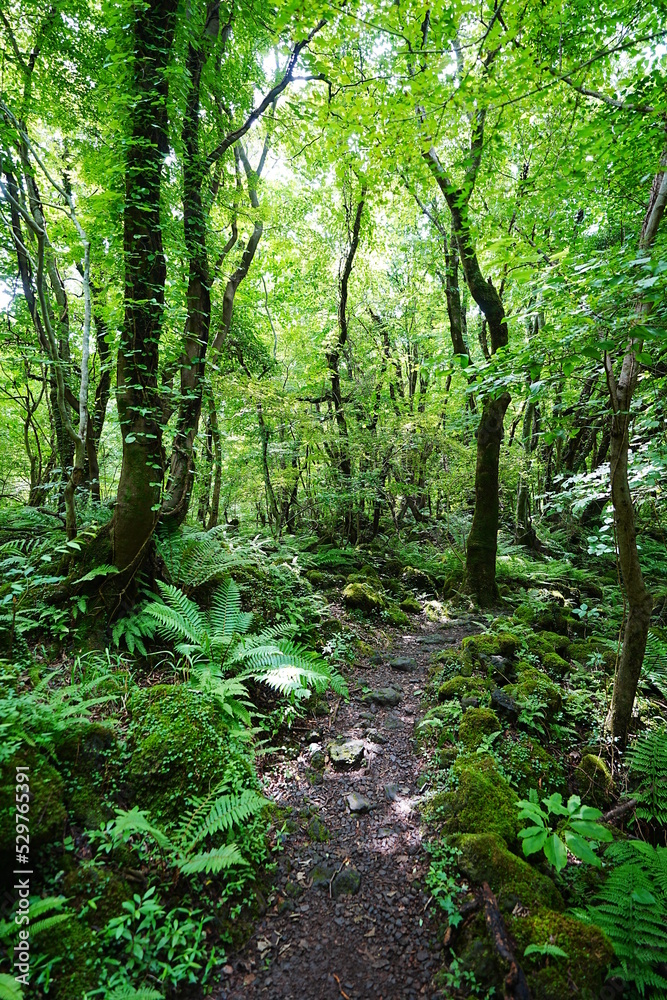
[217, 618, 475, 1000]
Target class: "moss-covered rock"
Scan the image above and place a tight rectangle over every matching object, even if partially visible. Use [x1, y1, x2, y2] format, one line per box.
[506, 667, 562, 713]
[534, 604, 570, 636]
[127, 684, 250, 818]
[462, 631, 521, 661]
[541, 651, 571, 677]
[570, 639, 616, 672]
[43, 918, 99, 1000]
[306, 569, 339, 589]
[500, 733, 566, 797]
[525, 632, 571, 674]
[425, 755, 519, 843]
[458, 708, 502, 750]
[511, 909, 614, 999]
[399, 595, 422, 614]
[52, 722, 117, 828]
[385, 605, 411, 627]
[342, 581, 385, 614]
[574, 754, 614, 806]
[402, 566, 433, 589]
[63, 864, 132, 927]
[453, 832, 564, 911]
[438, 675, 491, 703]
[0, 750, 66, 852]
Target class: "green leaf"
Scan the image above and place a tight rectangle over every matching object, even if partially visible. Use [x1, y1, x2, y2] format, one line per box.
[569, 820, 613, 841]
[543, 833, 568, 871]
[521, 830, 548, 856]
[563, 831, 601, 867]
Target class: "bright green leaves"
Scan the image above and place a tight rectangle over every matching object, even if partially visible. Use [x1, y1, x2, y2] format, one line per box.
[517, 791, 613, 872]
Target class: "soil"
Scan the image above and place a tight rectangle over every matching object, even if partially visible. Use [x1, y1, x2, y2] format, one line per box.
[216, 617, 475, 1000]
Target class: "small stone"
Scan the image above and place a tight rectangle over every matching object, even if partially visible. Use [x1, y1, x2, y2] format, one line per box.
[384, 783, 399, 801]
[309, 749, 326, 770]
[370, 652, 384, 664]
[489, 654, 512, 680]
[328, 739, 366, 770]
[384, 714, 403, 731]
[332, 866, 362, 899]
[346, 791, 371, 814]
[306, 729, 322, 743]
[366, 729, 387, 745]
[389, 656, 418, 672]
[491, 687, 520, 724]
[461, 696, 480, 710]
[362, 687, 402, 708]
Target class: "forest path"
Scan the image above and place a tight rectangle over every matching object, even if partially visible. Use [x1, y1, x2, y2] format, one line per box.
[218, 617, 475, 1000]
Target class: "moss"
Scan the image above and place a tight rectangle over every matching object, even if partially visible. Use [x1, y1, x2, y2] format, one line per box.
[385, 605, 410, 627]
[540, 651, 571, 677]
[515, 603, 536, 625]
[570, 639, 616, 672]
[575, 754, 614, 806]
[453, 832, 563, 912]
[500, 732, 566, 797]
[342, 581, 385, 614]
[511, 909, 614, 1000]
[506, 667, 562, 713]
[63, 865, 132, 927]
[426, 755, 520, 844]
[534, 605, 570, 636]
[45, 919, 99, 1000]
[438, 675, 491, 703]
[0, 749, 66, 852]
[52, 722, 117, 828]
[458, 707, 501, 750]
[462, 631, 520, 661]
[127, 684, 250, 819]
[399, 595, 422, 614]
[402, 566, 433, 589]
[306, 569, 338, 589]
[537, 630, 571, 658]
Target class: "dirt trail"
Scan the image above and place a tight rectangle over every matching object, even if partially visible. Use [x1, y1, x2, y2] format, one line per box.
[218, 620, 473, 1000]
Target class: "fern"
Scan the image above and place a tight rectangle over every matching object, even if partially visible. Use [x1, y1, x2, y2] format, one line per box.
[177, 844, 246, 875]
[642, 630, 667, 699]
[0, 975, 22, 1000]
[578, 842, 667, 997]
[626, 726, 667, 824]
[145, 576, 347, 706]
[103, 988, 163, 1000]
[182, 788, 268, 847]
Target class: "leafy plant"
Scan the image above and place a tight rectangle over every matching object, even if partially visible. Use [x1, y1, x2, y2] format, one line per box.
[523, 942, 569, 961]
[94, 783, 268, 879]
[143, 577, 346, 714]
[625, 726, 667, 825]
[426, 842, 466, 927]
[576, 841, 667, 997]
[517, 790, 613, 871]
[517, 694, 548, 735]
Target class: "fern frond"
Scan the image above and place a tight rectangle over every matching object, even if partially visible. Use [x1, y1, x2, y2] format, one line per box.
[177, 843, 246, 875]
[105, 986, 164, 1000]
[209, 578, 252, 647]
[626, 726, 667, 824]
[0, 974, 23, 1000]
[186, 789, 268, 847]
[146, 584, 208, 649]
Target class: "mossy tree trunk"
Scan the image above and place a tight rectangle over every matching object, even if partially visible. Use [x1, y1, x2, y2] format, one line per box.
[113, 0, 179, 569]
[425, 135, 509, 604]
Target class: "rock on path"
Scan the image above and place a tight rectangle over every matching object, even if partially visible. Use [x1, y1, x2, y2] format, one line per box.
[216, 625, 471, 1000]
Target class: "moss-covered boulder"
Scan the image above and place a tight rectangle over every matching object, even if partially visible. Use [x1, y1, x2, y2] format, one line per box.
[0, 750, 66, 852]
[399, 595, 422, 614]
[506, 667, 562, 713]
[570, 639, 616, 672]
[63, 864, 132, 926]
[425, 755, 520, 843]
[438, 675, 491, 703]
[402, 566, 433, 589]
[385, 605, 410, 627]
[512, 909, 614, 999]
[574, 754, 614, 806]
[127, 684, 250, 818]
[525, 632, 571, 674]
[52, 722, 117, 828]
[45, 919, 99, 1000]
[534, 604, 570, 636]
[342, 581, 385, 614]
[458, 708, 501, 750]
[463, 631, 521, 661]
[499, 733, 566, 797]
[306, 569, 339, 589]
[453, 832, 563, 912]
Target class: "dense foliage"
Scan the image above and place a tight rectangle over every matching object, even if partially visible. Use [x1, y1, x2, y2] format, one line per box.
[0, 0, 666, 998]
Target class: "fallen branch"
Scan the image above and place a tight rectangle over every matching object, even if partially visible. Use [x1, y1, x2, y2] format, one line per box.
[480, 882, 532, 1000]
[602, 798, 637, 825]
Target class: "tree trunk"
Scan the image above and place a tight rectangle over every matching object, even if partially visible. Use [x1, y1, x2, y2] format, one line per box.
[606, 151, 667, 744]
[466, 393, 511, 604]
[113, 0, 178, 569]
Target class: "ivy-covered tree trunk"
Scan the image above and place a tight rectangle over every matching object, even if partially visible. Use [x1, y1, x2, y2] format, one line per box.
[113, 0, 178, 569]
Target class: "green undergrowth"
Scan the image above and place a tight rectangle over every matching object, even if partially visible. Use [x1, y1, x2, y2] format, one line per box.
[420, 590, 667, 1000]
